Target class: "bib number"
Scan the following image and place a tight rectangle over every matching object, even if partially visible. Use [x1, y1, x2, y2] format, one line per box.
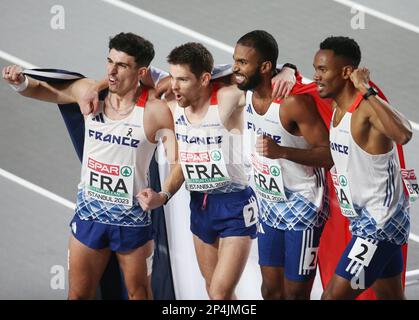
[331, 167, 358, 218]
[401, 169, 419, 202]
[243, 196, 258, 227]
[302, 247, 319, 272]
[348, 238, 377, 267]
[180, 149, 230, 191]
[85, 157, 134, 206]
[252, 154, 287, 202]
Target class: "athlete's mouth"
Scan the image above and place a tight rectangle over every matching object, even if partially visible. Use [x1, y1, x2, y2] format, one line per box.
[109, 76, 118, 85]
[234, 73, 246, 84]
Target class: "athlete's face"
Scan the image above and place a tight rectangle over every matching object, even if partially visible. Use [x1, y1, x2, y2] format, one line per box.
[107, 49, 144, 95]
[313, 49, 350, 99]
[169, 64, 210, 108]
[233, 44, 263, 91]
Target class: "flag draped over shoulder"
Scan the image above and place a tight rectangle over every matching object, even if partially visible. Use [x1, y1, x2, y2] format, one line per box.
[286, 75, 408, 300]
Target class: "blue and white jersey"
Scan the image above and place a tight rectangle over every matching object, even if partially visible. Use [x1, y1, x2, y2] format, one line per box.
[244, 91, 328, 231]
[329, 93, 410, 245]
[174, 84, 249, 194]
[75, 88, 157, 227]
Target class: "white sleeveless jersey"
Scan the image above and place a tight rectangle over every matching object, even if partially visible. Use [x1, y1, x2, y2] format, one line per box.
[329, 93, 410, 245]
[244, 91, 328, 231]
[174, 85, 249, 194]
[75, 88, 157, 227]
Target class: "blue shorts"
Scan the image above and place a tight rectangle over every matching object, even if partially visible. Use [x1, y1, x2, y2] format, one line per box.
[190, 187, 258, 244]
[70, 214, 153, 253]
[258, 219, 323, 281]
[335, 236, 403, 288]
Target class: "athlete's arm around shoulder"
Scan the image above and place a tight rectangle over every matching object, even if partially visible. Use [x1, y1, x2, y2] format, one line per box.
[139, 92, 184, 211]
[143, 94, 177, 164]
[279, 93, 333, 168]
[2, 64, 96, 104]
[351, 68, 412, 146]
[217, 84, 246, 130]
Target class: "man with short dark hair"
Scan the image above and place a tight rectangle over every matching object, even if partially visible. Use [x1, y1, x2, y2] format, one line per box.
[2, 32, 181, 300]
[233, 30, 333, 300]
[164, 42, 258, 300]
[313, 36, 412, 300]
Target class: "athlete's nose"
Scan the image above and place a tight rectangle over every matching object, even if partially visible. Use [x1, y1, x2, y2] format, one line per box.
[171, 79, 179, 91]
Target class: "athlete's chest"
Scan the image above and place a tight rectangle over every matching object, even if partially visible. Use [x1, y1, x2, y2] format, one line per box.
[86, 111, 145, 149]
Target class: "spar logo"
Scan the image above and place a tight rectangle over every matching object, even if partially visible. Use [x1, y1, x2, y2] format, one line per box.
[339, 175, 348, 187]
[120, 166, 132, 177]
[270, 165, 280, 177]
[211, 150, 221, 161]
[88, 158, 119, 176]
[251, 154, 269, 175]
[180, 151, 210, 163]
[401, 169, 417, 180]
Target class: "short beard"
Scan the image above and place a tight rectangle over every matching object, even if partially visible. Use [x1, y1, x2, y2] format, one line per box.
[236, 71, 262, 91]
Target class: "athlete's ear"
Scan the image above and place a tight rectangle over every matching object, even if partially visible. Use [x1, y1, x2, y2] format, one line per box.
[201, 72, 211, 86]
[137, 66, 148, 79]
[342, 65, 354, 80]
[260, 61, 273, 75]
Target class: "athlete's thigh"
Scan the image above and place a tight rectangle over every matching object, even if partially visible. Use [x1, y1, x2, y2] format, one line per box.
[372, 273, 405, 300]
[68, 235, 112, 299]
[322, 273, 364, 300]
[193, 235, 219, 283]
[210, 236, 252, 293]
[116, 240, 154, 293]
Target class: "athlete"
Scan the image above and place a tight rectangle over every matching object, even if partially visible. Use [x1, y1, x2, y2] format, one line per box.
[2, 32, 182, 300]
[232, 30, 333, 300]
[77, 37, 296, 299]
[311, 36, 412, 300]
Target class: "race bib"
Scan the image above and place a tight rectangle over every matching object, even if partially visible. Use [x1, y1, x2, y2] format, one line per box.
[85, 157, 134, 206]
[347, 237, 377, 268]
[302, 247, 319, 272]
[180, 149, 230, 191]
[331, 167, 358, 218]
[252, 153, 287, 202]
[345, 237, 378, 279]
[401, 168, 419, 202]
[243, 196, 258, 227]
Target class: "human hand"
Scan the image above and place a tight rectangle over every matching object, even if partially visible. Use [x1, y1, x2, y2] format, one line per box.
[271, 67, 296, 100]
[350, 67, 370, 93]
[78, 83, 100, 116]
[256, 135, 283, 159]
[2, 65, 26, 85]
[137, 188, 167, 211]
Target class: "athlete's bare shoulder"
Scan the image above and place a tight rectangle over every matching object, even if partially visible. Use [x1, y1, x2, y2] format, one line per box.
[280, 93, 318, 120]
[217, 84, 245, 110]
[144, 93, 174, 142]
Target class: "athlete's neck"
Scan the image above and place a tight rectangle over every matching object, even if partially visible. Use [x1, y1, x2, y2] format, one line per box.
[251, 77, 273, 114]
[188, 83, 213, 116]
[252, 77, 273, 101]
[334, 83, 359, 112]
[109, 85, 142, 110]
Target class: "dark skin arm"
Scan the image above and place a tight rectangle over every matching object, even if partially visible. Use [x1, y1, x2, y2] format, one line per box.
[256, 94, 333, 169]
[350, 68, 412, 146]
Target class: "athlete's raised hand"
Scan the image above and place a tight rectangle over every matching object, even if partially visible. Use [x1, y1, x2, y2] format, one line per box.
[2, 65, 26, 85]
[349, 67, 370, 91]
